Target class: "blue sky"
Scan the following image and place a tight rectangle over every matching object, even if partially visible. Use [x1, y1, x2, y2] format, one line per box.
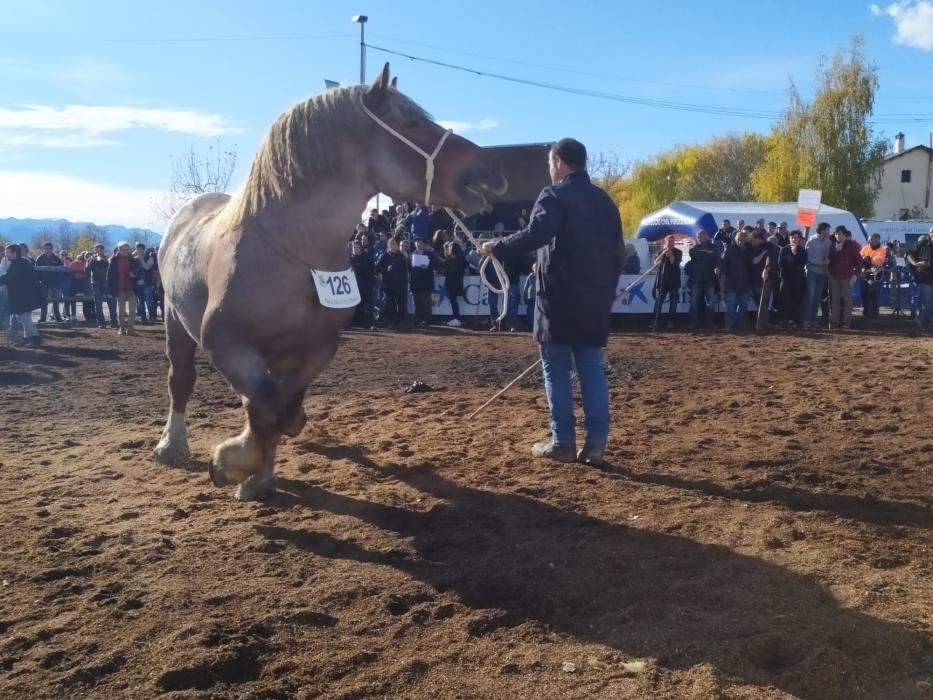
[2, 0, 933, 231]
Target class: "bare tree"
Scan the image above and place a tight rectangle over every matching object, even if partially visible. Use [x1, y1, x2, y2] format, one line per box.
[588, 150, 631, 204]
[153, 141, 238, 223]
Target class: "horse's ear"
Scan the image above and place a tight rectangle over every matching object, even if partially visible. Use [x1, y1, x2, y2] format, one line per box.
[390, 76, 398, 89]
[371, 62, 391, 92]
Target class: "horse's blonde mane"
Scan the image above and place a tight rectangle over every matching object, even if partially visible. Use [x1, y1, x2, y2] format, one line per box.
[218, 84, 428, 230]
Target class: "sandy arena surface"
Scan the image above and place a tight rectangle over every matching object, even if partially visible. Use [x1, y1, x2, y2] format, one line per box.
[0, 321, 932, 699]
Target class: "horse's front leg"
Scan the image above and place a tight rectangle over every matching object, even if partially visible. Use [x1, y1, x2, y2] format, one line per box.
[206, 343, 284, 501]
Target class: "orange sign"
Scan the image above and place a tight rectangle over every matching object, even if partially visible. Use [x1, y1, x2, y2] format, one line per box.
[797, 208, 816, 227]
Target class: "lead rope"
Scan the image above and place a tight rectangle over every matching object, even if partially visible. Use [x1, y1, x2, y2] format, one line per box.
[359, 96, 509, 324]
[445, 208, 510, 325]
[468, 258, 663, 420]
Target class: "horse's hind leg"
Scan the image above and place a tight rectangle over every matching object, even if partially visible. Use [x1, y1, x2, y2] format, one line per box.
[154, 309, 197, 465]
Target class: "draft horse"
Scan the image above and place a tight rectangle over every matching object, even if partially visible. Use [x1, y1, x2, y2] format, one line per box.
[154, 64, 507, 500]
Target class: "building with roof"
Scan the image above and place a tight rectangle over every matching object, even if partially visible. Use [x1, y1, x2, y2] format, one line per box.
[873, 133, 933, 220]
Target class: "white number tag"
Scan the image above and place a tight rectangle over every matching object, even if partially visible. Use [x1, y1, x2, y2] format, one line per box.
[311, 267, 361, 309]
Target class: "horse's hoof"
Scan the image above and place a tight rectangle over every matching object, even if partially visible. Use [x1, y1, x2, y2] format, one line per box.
[153, 442, 189, 466]
[208, 459, 231, 487]
[235, 473, 277, 502]
[281, 408, 307, 437]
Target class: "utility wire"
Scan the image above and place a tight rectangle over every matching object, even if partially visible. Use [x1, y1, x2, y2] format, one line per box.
[366, 42, 933, 124]
[0, 33, 354, 43]
[368, 34, 933, 102]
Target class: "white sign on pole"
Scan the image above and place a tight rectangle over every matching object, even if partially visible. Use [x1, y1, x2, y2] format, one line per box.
[798, 189, 822, 211]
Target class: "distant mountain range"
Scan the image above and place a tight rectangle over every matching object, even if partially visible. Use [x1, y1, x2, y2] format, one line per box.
[0, 217, 161, 247]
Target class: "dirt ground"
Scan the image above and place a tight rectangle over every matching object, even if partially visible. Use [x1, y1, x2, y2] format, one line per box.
[0, 320, 932, 699]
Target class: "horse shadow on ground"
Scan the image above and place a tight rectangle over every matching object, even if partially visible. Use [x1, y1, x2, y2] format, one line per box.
[0, 347, 77, 369]
[597, 463, 933, 531]
[45, 345, 122, 361]
[0, 368, 63, 386]
[259, 449, 933, 699]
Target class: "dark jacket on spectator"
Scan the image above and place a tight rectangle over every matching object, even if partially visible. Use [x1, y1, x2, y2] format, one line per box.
[0, 256, 45, 314]
[829, 238, 863, 279]
[106, 254, 143, 296]
[910, 236, 933, 285]
[351, 251, 375, 292]
[375, 250, 408, 292]
[492, 170, 623, 347]
[657, 248, 683, 290]
[367, 214, 389, 234]
[622, 252, 641, 274]
[409, 251, 441, 294]
[429, 209, 452, 235]
[687, 240, 718, 286]
[779, 244, 808, 283]
[408, 206, 431, 241]
[442, 253, 468, 295]
[86, 254, 110, 290]
[714, 226, 736, 250]
[34, 252, 63, 287]
[722, 245, 753, 293]
[751, 241, 780, 286]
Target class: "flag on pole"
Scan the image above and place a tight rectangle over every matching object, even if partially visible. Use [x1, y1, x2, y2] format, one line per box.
[324, 79, 340, 89]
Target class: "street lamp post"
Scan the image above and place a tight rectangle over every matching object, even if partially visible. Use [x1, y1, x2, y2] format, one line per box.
[352, 15, 368, 84]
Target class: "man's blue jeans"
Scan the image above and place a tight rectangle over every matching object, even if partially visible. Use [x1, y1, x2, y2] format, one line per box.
[690, 283, 716, 325]
[539, 343, 610, 448]
[805, 270, 827, 323]
[94, 287, 117, 324]
[725, 291, 747, 330]
[918, 283, 933, 328]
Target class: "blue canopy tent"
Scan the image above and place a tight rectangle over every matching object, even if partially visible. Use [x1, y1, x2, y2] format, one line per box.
[635, 202, 720, 242]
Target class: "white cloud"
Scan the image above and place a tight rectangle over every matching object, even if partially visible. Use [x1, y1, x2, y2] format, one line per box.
[0, 132, 118, 149]
[0, 170, 165, 230]
[0, 104, 242, 137]
[870, 3, 882, 15]
[437, 118, 499, 133]
[874, 1, 933, 50]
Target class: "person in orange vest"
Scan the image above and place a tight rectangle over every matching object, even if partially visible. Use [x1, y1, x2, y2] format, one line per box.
[859, 233, 887, 321]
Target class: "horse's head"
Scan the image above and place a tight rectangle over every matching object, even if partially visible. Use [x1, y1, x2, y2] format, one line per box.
[362, 64, 508, 214]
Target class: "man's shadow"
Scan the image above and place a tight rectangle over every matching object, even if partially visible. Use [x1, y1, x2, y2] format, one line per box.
[258, 447, 933, 699]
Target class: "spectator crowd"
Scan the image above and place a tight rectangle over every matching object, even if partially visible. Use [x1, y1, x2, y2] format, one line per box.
[653, 217, 932, 332]
[3, 207, 932, 347]
[1, 240, 162, 346]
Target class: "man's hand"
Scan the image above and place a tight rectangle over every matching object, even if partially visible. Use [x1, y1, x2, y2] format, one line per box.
[480, 241, 496, 257]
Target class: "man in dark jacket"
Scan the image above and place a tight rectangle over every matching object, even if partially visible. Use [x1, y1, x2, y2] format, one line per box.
[722, 228, 753, 331]
[687, 229, 719, 329]
[0, 244, 44, 346]
[482, 138, 623, 466]
[749, 229, 780, 329]
[779, 230, 808, 327]
[714, 219, 737, 251]
[87, 244, 117, 328]
[375, 237, 409, 327]
[907, 227, 933, 331]
[35, 241, 64, 323]
[651, 235, 683, 330]
[828, 226, 862, 329]
[350, 240, 375, 328]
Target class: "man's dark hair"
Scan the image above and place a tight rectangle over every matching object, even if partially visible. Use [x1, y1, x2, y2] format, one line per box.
[834, 225, 847, 233]
[43, 241, 53, 248]
[816, 223, 830, 234]
[551, 138, 587, 170]
[768, 221, 777, 227]
[5, 243, 20, 256]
